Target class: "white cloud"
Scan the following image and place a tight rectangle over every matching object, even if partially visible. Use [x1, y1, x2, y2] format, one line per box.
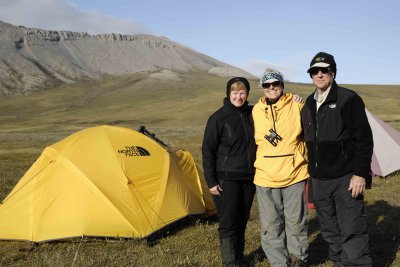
[240, 60, 297, 82]
[0, 0, 149, 34]
[240, 53, 312, 83]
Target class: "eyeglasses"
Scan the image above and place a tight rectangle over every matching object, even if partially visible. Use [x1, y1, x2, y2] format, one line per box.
[309, 67, 331, 76]
[262, 81, 281, 89]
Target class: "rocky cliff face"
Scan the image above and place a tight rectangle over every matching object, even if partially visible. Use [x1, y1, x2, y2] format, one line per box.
[0, 21, 253, 95]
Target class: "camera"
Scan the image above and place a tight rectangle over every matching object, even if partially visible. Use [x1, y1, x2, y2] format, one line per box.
[264, 129, 282, 146]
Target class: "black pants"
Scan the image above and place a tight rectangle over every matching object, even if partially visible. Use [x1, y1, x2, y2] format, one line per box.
[213, 179, 255, 239]
[312, 174, 371, 266]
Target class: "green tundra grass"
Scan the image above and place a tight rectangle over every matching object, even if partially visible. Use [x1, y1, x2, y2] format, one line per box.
[0, 71, 399, 266]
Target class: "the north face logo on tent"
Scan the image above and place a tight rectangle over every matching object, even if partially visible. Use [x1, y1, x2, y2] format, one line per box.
[118, 146, 150, 156]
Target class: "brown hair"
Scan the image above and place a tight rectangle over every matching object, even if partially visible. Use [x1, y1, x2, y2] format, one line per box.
[228, 82, 248, 95]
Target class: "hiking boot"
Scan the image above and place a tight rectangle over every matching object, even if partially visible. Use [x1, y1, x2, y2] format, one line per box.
[220, 237, 238, 267]
[290, 256, 307, 267]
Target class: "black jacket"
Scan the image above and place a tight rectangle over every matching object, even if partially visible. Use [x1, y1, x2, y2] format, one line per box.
[202, 98, 256, 188]
[301, 81, 373, 185]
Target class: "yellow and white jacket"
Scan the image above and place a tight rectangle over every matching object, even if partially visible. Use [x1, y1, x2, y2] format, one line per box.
[252, 93, 309, 188]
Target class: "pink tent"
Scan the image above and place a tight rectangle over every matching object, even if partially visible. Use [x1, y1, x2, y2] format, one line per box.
[366, 109, 400, 177]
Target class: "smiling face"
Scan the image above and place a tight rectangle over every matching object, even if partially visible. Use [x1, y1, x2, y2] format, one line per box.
[310, 67, 335, 91]
[229, 82, 248, 108]
[262, 81, 283, 101]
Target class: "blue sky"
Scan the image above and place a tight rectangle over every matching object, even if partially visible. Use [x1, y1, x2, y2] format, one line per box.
[1, 0, 399, 84]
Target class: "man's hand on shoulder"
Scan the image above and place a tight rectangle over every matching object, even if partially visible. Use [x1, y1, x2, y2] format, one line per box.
[292, 94, 303, 103]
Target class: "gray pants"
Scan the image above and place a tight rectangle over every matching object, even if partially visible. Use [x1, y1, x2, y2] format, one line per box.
[256, 181, 309, 267]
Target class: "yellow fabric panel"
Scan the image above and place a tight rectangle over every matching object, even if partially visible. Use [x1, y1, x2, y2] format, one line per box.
[154, 151, 205, 228]
[0, 155, 55, 241]
[31, 158, 139, 241]
[175, 151, 216, 216]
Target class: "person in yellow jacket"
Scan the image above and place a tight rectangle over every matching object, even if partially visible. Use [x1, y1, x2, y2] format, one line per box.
[253, 71, 309, 267]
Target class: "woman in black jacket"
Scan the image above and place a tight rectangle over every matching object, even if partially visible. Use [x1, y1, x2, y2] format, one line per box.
[202, 77, 256, 266]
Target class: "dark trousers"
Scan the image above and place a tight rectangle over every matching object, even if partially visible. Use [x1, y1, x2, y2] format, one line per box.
[213, 179, 255, 240]
[312, 174, 371, 266]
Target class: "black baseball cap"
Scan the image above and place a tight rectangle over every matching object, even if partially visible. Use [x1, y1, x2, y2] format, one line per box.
[307, 52, 337, 75]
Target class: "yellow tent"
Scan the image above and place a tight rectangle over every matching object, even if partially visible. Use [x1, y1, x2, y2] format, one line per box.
[0, 125, 216, 242]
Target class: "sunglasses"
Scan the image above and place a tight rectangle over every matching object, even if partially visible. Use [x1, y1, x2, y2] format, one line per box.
[309, 67, 331, 76]
[262, 81, 281, 89]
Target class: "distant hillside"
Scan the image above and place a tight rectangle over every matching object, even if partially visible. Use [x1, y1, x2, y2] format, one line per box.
[0, 20, 254, 95]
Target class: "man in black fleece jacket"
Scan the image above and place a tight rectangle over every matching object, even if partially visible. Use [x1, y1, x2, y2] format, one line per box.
[301, 52, 373, 267]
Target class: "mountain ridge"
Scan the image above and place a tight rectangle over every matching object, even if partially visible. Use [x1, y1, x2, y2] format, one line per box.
[0, 20, 254, 95]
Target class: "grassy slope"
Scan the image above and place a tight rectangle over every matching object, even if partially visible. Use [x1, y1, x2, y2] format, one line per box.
[0, 72, 399, 266]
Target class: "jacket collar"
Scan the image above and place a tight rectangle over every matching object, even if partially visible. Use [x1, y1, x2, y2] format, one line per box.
[324, 80, 338, 103]
[305, 81, 338, 115]
[223, 97, 249, 112]
[258, 93, 292, 112]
